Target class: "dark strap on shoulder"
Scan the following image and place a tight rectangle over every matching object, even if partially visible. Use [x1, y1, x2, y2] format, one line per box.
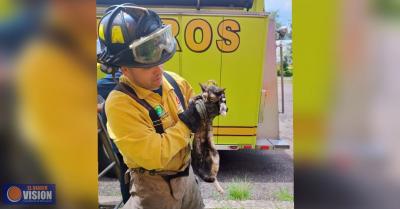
[114, 83, 164, 134]
[163, 72, 187, 110]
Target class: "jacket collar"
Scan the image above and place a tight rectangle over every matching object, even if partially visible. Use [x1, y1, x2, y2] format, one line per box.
[119, 73, 174, 100]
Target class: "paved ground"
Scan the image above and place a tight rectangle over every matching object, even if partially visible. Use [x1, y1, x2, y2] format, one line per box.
[278, 77, 293, 158]
[99, 77, 293, 209]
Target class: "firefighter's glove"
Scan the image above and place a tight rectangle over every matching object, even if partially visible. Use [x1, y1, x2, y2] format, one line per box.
[178, 100, 206, 133]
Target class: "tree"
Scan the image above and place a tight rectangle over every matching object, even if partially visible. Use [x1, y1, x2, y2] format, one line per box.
[270, 10, 282, 30]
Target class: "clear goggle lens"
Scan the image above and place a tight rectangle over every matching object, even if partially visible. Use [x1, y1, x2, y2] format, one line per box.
[129, 25, 175, 64]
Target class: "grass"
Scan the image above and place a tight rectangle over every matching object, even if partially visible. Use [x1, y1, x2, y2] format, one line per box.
[227, 179, 252, 201]
[274, 188, 294, 202]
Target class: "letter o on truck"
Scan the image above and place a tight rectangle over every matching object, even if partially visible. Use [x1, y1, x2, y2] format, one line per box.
[185, 19, 213, 53]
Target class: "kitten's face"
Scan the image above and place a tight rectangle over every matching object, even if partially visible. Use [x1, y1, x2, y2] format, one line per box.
[200, 83, 227, 117]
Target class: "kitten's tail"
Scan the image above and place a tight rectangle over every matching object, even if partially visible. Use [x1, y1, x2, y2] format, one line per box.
[214, 178, 225, 194]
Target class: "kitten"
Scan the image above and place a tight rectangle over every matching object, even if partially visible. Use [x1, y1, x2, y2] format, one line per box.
[190, 81, 227, 194]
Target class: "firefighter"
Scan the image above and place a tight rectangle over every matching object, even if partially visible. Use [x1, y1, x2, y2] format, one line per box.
[97, 4, 205, 209]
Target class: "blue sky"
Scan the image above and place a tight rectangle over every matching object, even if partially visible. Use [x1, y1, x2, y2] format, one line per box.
[264, 0, 292, 25]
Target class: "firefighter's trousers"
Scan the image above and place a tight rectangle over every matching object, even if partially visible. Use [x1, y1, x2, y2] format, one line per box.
[122, 166, 204, 209]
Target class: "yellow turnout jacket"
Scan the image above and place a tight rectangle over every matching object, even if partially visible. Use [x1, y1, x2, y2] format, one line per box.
[105, 71, 194, 172]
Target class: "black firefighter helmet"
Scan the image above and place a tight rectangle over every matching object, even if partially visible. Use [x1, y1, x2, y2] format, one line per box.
[97, 4, 176, 72]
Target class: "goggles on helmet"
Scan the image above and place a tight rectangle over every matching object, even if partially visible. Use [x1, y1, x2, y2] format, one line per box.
[129, 24, 176, 64]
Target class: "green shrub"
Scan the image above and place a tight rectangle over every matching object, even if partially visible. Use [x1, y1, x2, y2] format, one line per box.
[284, 70, 293, 77]
[277, 68, 293, 77]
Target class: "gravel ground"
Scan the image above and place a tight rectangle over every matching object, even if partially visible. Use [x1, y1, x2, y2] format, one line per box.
[99, 77, 294, 207]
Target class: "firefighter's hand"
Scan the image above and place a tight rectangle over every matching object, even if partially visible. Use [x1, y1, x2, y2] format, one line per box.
[178, 100, 205, 133]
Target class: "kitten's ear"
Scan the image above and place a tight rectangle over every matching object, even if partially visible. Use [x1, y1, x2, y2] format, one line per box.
[216, 88, 226, 94]
[199, 83, 207, 92]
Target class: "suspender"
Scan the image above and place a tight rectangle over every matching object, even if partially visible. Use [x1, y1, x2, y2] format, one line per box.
[114, 83, 165, 134]
[163, 72, 187, 110]
[113, 72, 187, 134]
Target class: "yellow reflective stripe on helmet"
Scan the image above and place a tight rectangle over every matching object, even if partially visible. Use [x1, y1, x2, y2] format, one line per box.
[111, 26, 125, 44]
[99, 24, 105, 41]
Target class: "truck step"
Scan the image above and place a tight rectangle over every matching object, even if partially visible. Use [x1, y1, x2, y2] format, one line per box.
[256, 138, 290, 150]
[215, 138, 290, 151]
